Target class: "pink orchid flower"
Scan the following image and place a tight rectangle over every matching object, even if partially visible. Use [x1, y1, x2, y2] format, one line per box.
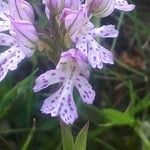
[33, 49, 95, 124]
[64, 9, 118, 69]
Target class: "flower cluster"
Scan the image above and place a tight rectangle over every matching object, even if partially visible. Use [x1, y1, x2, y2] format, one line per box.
[0, 0, 135, 124]
[0, 0, 38, 81]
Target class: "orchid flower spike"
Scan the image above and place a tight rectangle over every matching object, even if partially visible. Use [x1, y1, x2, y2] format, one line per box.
[33, 49, 95, 124]
[0, 0, 136, 125]
[85, 0, 135, 18]
[65, 9, 118, 69]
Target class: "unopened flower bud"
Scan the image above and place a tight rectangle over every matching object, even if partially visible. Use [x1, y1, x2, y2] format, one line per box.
[64, 0, 81, 10]
[85, 0, 116, 17]
[42, 0, 64, 15]
[9, 0, 35, 22]
[43, 0, 81, 15]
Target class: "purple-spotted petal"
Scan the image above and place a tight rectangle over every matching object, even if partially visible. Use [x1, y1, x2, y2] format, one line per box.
[0, 46, 25, 81]
[33, 69, 66, 92]
[41, 88, 63, 117]
[0, 20, 10, 32]
[88, 25, 119, 38]
[76, 36, 88, 56]
[100, 46, 114, 65]
[87, 46, 103, 69]
[0, 33, 16, 46]
[115, 0, 135, 11]
[86, 36, 114, 68]
[75, 75, 95, 104]
[0, 60, 8, 82]
[41, 85, 78, 124]
[59, 93, 78, 124]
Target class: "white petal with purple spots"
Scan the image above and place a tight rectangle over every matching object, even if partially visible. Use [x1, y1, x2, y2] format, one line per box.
[75, 75, 95, 104]
[88, 25, 119, 38]
[33, 69, 67, 92]
[0, 33, 16, 46]
[0, 46, 25, 81]
[115, 0, 135, 11]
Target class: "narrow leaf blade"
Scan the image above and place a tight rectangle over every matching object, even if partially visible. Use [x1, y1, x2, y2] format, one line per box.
[102, 109, 134, 126]
[74, 122, 89, 150]
[61, 121, 74, 150]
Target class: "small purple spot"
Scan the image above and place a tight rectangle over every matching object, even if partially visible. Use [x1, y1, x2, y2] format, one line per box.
[88, 91, 92, 94]
[70, 107, 73, 111]
[93, 56, 96, 61]
[59, 77, 65, 80]
[104, 33, 109, 36]
[51, 73, 56, 76]
[78, 84, 81, 88]
[51, 100, 55, 103]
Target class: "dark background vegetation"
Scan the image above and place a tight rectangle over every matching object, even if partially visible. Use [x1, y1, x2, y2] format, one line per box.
[0, 0, 150, 149]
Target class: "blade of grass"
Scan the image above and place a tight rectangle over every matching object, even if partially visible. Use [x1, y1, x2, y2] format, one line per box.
[96, 139, 117, 150]
[21, 119, 36, 150]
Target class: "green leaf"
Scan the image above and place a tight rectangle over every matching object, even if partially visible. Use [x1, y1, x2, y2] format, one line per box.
[102, 109, 134, 126]
[0, 70, 37, 118]
[74, 122, 89, 150]
[125, 81, 136, 115]
[132, 95, 150, 114]
[61, 121, 74, 150]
